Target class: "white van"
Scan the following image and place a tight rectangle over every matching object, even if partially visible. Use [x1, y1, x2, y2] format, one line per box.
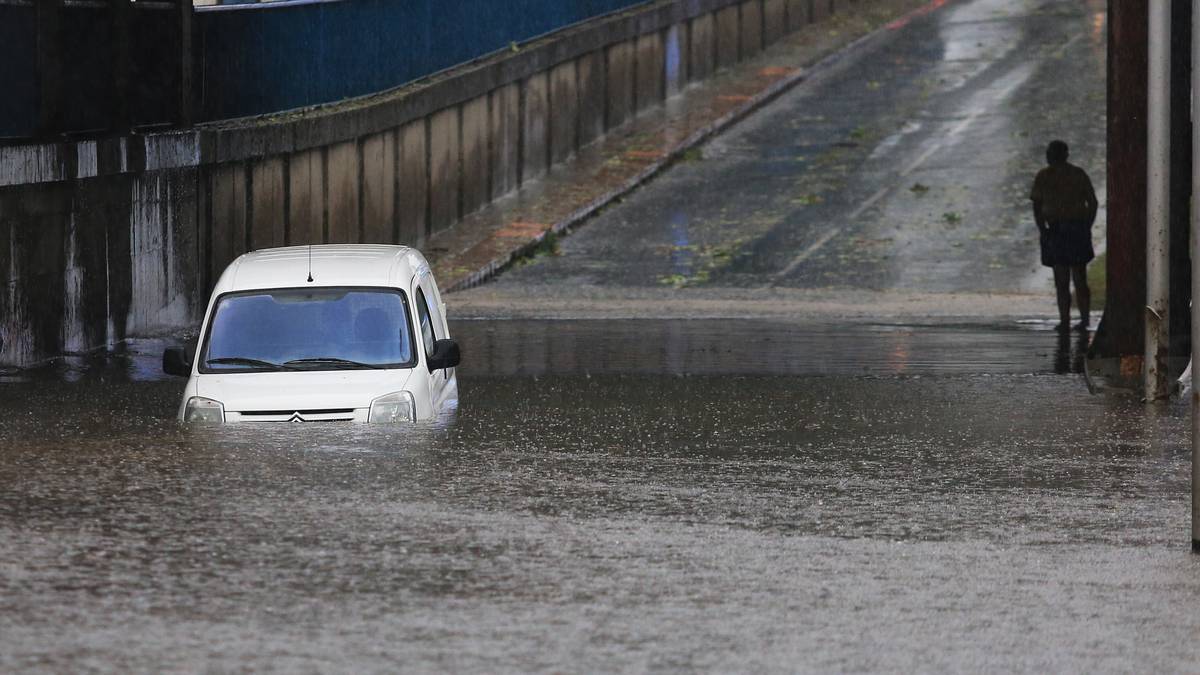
[163, 245, 460, 423]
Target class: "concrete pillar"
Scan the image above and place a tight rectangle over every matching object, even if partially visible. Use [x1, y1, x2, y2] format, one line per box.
[490, 83, 521, 199]
[549, 61, 579, 165]
[689, 13, 716, 82]
[764, 0, 786, 46]
[635, 31, 665, 112]
[786, 0, 810, 30]
[210, 162, 247, 279]
[522, 72, 550, 182]
[249, 157, 285, 250]
[362, 131, 396, 243]
[398, 120, 429, 244]
[577, 52, 606, 146]
[1092, 0, 1147, 361]
[715, 6, 740, 68]
[287, 148, 324, 245]
[606, 40, 635, 128]
[740, 1, 764, 59]
[460, 96, 489, 216]
[325, 140, 360, 243]
[429, 107, 460, 232]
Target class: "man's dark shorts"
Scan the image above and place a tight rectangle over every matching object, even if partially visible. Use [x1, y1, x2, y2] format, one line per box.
[1040, 219, 1094, 267]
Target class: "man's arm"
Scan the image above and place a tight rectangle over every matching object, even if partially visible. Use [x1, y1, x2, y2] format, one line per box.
[1032, 199, 1047, 233]
[1031, 171, 1047, 233]
[1083, 171, 1099, 226]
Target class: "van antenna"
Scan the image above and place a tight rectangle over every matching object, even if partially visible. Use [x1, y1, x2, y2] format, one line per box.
[307, 245, 314, 283]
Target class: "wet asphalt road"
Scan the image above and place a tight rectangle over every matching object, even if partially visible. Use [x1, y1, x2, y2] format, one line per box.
[468, 0, 1106, 304]
[6, 0, 1200, 672]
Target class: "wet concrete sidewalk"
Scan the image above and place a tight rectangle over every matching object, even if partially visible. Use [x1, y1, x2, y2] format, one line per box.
[425, 0, 934, 292]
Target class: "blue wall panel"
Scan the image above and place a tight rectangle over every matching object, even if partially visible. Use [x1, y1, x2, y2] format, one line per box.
[0, 5, 38, 139]
[197, 0, 649, 121]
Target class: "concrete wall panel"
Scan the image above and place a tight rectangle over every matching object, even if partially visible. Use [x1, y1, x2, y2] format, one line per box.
[740, 1, 764, 58]
[429, 108, 460, 233]
[689, 13, 716, 82]
[490, 84, 521, 199]
[210, 162, 247, 281]
[522, 72, 550, 182]
[812, 0, 831, 22]
[128, 171, 198, 335]
[764, 0, 786, 45]
[362, 131, 396, 243]
[635, 31, 665, 112]
[250, 158, 286, 250]
[461, 96, 489, 216]
[577, 52, 606, 146]
[326, 141, 360, 243]
[398, 120, 429, 244]
[287, 148, 324, 245]
[665, 24, 686, 96]
[606, 40, 635, 128]
[715, 6, 740, 69]
[66, 180, 118, 351]
[550, 62, 579, 165]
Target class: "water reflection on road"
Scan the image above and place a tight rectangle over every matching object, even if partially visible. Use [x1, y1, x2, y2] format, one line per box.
[1, 320, 1197, 672]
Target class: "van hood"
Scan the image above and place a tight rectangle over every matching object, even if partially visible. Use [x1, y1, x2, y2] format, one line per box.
[196, 369, 414, 412]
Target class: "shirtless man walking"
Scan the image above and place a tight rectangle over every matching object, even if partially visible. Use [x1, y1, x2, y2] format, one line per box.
[1030, 140, 1099, 331]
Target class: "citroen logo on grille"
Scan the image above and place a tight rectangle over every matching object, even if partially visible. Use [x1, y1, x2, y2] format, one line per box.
[288, 412, 305, 423]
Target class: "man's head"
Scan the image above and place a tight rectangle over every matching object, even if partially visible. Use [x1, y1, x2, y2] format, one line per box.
[1046, 140, 1069, 165]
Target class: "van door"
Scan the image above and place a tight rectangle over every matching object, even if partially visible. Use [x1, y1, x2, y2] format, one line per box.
[411, 275, 448, 411]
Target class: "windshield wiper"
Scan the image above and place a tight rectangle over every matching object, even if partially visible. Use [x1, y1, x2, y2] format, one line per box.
[283, 357, 384, 370]
[206, 357, 295, 371]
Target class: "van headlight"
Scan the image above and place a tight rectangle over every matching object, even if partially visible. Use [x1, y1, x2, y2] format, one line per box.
[184, 397, 225, 423]
[369, 391, 416, 423]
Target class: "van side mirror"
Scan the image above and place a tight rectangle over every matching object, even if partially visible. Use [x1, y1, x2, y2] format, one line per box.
[163, 346, 194, 377]
[427, 338, 461, 371]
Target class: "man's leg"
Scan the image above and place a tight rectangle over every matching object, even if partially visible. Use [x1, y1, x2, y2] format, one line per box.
[1071, 265, 1090, 328]
[1053, 266, 1072, 329]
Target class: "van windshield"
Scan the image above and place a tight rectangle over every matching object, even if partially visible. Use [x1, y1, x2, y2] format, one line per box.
[201, 288, 415, 372]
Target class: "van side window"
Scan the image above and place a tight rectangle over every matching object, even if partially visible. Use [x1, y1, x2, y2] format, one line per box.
[415, 287, 437, 357]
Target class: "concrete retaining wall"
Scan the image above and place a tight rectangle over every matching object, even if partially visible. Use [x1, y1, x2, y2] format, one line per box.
[0, 0, 859, 367]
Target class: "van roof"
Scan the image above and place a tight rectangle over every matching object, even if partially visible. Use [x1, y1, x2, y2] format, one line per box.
[214, 245, 432, 293]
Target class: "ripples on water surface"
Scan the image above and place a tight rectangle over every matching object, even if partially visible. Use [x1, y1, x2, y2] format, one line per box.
[1, 320, 1198, 672]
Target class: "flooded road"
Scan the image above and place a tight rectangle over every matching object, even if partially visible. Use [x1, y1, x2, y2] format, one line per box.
[2, 321, 1199, 672]
[5, 0, 1198, 672]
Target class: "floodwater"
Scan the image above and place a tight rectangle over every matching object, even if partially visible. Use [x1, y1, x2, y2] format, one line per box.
[3, 0, 1196, 671]
[2, 319, 1198, 673]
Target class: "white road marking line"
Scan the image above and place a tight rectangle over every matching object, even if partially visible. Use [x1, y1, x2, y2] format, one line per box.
[774, 228, 840, 282]
[849, 186, 891, 220]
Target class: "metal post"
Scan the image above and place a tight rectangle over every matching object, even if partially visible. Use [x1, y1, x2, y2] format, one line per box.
[1146, 0, 1172, 401]
[1191, 0, 1200, 554]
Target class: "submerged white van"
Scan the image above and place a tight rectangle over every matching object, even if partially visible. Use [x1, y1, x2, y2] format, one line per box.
[163, 245, 460, 423]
